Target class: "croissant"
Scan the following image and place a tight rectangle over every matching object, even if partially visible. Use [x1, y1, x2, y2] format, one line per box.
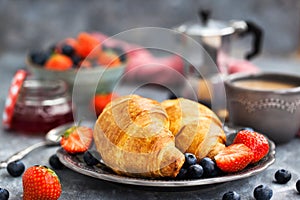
[161, 98, 226, 160]
[93, 95, 226, 178]
[93, 95, 185, 178]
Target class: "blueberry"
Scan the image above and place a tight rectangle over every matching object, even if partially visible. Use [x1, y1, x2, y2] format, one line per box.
[62, 44, 75, 56]
[274, 169, 291, 184]
[49, 154, 64, 170]
[112, 46, 127, 62]
[119, 54, 127, 62]
[71, 55, 82, 67]
[83, 151, 100, 166]
[222, 191, 240, 200]
[7, 160, 25, 177]
[183, 153, 197, 168]
[199, 157, 218, 177]
[176, 168, 188, 180]
[0, 188, 9, 200]
[187, 164, 203, 179]
[29, 50, 50, 65]
[296, 179, 300, 193]
[253, 185, 273, 200]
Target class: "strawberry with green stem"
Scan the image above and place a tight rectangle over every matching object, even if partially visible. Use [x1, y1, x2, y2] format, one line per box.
[22, 165, 61, 200]
[60, 125, 93, 154]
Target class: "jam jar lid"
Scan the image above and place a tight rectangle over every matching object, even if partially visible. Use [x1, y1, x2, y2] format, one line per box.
[2, 70, 27, 129]
[18, 79, 69, 106]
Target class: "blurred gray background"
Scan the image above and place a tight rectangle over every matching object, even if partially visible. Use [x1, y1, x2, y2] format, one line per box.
[0, 0, 300, 56]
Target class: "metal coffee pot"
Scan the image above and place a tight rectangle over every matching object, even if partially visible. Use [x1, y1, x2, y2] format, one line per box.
[173, 10, 263, 77]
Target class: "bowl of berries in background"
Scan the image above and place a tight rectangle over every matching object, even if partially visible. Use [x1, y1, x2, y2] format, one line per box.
[26, 32, 127, 95]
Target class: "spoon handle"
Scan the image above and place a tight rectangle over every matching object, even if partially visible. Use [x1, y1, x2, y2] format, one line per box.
[0, 141, 48, 168]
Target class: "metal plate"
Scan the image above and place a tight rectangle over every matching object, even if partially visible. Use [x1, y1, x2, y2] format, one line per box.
[57, 132, 275, 188]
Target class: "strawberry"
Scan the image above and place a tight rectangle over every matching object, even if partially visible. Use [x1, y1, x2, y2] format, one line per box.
[75, 32, 101, 58]
[97, 51, 121, 67]
[45, 54, 73, 71]
[233, 130, 269, 163]
[214, 144, 254, 173]
[92, 93, 118, 115]
[60, 125, 93, 154]
[22, 165, 61, 200]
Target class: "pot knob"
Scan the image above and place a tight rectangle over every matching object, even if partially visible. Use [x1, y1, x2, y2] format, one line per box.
[198, 9, 211, 25]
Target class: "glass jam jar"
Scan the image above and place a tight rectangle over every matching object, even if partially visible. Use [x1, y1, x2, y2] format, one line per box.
[10, 79, 74, 134]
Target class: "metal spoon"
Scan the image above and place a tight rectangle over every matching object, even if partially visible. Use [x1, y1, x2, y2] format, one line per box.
[0, 122, 75, 169]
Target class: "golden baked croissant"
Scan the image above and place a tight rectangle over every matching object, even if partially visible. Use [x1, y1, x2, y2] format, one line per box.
[93, 95, 185, 178]
[93, 95, 226, 178]
[161, 98, 226, 160]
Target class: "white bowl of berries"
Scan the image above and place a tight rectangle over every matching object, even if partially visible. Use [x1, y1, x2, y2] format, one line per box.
[27, 32, 126, 94]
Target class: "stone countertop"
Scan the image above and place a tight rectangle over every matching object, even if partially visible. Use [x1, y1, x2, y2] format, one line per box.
[0, 54, 300, 199]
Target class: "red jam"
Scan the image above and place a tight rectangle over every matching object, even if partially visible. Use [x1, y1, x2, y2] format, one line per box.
[10, 79, 74, 134]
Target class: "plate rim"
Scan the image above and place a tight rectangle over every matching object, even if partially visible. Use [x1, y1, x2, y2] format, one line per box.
[56, 138, 275, 188]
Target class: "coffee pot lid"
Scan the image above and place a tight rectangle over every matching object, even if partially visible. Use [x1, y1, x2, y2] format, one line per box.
[175, 10, 236, 37]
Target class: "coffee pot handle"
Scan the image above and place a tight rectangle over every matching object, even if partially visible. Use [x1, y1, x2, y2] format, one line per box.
[232, 20, 263, 60]
[244, 21, 263, 59]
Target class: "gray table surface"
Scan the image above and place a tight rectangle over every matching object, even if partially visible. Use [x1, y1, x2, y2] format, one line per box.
[1, 53, 300, 200]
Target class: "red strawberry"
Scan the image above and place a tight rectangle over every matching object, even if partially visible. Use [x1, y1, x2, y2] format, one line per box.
[45, 54, 73, 71]
[233, 130, 269, 163]
[75, 32, 101, 58]
[91, 93, 118, 115]
[97, 51, 121, 67]
[22, 165, 61, 200]
[214, 144, 254, 173]
[60, 126, 93, 154]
